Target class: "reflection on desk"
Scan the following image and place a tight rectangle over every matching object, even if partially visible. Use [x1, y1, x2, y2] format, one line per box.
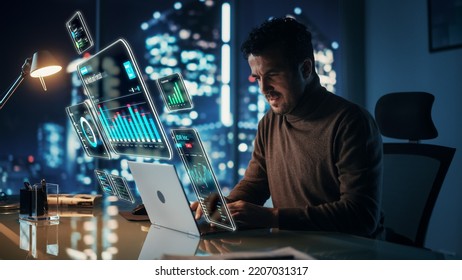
[0, 198, 147, 260]
[140, 225, 315, 260]
[0, 198, 458, 260]
[19, 219, 59, 259]
[139, 225, 200, 259]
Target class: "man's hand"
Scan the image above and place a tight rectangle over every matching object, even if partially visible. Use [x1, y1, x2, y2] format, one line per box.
[190, 200, 203, 220]
[191, 199, 279, 229]
[227, 200, 279, 229]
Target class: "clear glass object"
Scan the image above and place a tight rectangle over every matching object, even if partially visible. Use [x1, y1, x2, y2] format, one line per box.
[19, 183, 59, 222]
[19, 219, 59, 258]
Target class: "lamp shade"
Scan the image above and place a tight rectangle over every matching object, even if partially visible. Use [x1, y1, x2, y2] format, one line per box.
[29, 50, 62, 78]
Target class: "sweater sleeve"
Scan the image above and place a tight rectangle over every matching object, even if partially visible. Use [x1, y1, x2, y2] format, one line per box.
[227, 119, 271, 206]
[279, 108, 384, 238]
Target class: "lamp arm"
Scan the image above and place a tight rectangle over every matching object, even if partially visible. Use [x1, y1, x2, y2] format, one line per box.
[0, 58, 32, 110]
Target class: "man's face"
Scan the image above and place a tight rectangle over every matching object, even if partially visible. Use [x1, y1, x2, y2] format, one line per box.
[248, 48, 310, 115]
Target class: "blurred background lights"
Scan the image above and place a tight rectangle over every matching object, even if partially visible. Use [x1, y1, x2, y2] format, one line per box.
[141, 22, 149, 30]
[153, 11, 161, 19]
[331, 41, 339, 49]
[174, 2, 182, 10]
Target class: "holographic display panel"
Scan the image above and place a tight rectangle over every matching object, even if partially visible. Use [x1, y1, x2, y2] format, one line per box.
[156, 72, 193, 112]
[65, 100, 111, 159]
[171, 128, 236, 231]
[66, 11, 94, 54]
[78, 39, 172, 159]
[94, 169, 117, 196]
[109, 174, 135, 203]
[94, 169, 134, 203]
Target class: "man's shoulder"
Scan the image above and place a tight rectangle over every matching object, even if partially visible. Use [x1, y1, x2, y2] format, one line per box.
[327, 95, 381, 140]
[326, 93, 373, 120]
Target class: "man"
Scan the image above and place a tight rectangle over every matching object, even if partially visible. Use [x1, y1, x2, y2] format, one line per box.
[194, 17, 383, 238]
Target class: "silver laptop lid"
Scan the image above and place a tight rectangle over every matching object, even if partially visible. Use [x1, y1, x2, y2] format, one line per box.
[127, 161, 200, 236]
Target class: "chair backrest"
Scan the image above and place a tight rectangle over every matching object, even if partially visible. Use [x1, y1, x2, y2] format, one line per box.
[375, 92, 456, 247]
[381, 143, 454, 246]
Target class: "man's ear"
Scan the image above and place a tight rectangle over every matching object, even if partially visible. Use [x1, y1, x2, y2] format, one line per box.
[301, 59, 312, 79]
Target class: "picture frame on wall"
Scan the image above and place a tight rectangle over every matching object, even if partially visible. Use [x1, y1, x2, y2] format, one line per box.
[428, 0, 462, 52]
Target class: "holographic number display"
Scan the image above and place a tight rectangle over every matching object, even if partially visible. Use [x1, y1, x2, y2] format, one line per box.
[171, 128, 236, 231]
[78, 39, 172, 159]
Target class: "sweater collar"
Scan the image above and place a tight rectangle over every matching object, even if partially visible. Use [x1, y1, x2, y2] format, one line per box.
[284, 76, 327, 122]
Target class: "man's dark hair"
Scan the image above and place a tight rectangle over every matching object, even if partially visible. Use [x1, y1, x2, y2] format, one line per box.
[240, 17, 315, 65]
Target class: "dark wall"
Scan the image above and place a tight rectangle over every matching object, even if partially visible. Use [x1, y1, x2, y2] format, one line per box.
[364, 0, 462, 256]
[0, 0, 96, 156]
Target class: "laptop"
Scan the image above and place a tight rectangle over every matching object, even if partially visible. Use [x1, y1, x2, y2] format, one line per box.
[127, 161, 236, 237]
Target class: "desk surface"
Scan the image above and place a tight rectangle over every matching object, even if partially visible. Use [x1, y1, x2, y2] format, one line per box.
[0, 197, 454, 260]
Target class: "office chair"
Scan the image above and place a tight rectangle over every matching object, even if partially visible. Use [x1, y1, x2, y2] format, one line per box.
[374, 91, 455, 248]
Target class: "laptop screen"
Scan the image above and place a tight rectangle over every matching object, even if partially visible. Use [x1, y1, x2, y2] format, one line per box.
[171, 128, 236, 232]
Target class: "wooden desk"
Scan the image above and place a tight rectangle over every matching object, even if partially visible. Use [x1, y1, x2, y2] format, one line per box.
[0, 198, 454, 260]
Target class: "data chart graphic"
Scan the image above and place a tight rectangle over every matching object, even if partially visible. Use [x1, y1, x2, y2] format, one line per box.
[66, 11, 94, 54]
[94, 169, 134, 203]
[109, 174, 134, 203]
[171, 128, 236, 231]
[94, 169, 117, 196]
[96, 103, 163, 144]
[77, 39, 172, 159]
[157, 72, 193, 112]
[66, 100, 111, 159]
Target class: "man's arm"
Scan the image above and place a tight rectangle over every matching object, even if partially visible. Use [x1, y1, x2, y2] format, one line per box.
[227, 119, 271, 206]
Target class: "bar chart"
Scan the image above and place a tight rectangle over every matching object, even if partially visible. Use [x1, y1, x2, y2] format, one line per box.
[96, 102, 162, 143]
[78, 39, 172, 159]
[157, 72, 193, 111]
[166, 82, 186, 105]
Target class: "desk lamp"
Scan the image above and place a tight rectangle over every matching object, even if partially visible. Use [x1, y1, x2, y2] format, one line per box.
[0, 50, 62, 110]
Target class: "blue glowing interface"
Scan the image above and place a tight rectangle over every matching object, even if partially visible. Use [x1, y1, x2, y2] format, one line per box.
[156, 72, 193, 112]
[123, 61, 137, 80]
[94, 169, 117, 196]
[66, 101, 111, 159]
[94, 169, 134, 203]
[66, 11, 94, 54]
[109, 174, 134, 203]
[78, 39, 172, 159]
[171, 128, 236, 231]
